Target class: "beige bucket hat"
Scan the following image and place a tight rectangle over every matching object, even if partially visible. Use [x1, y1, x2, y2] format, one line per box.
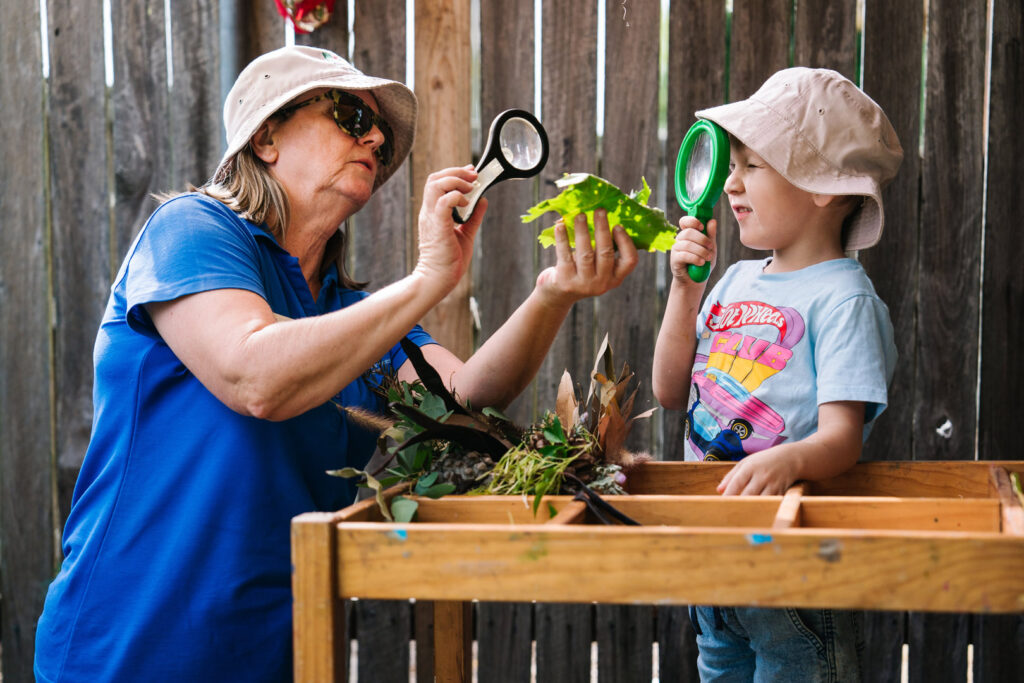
[696, 67, 903, 251]
[213, 45, 417, 190]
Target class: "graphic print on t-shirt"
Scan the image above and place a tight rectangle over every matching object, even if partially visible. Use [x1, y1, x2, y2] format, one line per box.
[685, 301, 806, 461]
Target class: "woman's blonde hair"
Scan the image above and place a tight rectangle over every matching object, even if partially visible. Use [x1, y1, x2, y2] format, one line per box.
[164, 135, 366, 290]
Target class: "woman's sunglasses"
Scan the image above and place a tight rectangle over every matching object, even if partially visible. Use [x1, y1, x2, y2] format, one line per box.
[277, 89, 395, 167]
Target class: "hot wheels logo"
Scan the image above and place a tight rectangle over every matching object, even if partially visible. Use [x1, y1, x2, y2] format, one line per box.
[706, 301, 787, 339]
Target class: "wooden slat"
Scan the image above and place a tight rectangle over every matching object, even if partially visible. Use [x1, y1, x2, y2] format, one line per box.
[545, 500, 588, 525]
[793, 0, 857, 78]
[476, 601, 533, 683]
[975, 2, 1024, 673]
[240, 0, 287, 64]
[989, 467, 1024, 535]
[799, 497, 1000, 532]
[433, 601, 472, 683]
[168, 1, 223, 190]
[110, 0, 170, 261]
[0, 1, 52, 679]
[627, 460, 1006, 498]
[476, 0, 540, 426]
[350, 0, 412, 292]
[292, 512, 346, 683]
[595, 604, 654, 682]
[535, 3, 600, 680]
[913, 0, 987, 462]
[657, 605, 699, 683]
[591, 494, 782, 527]
[47, 0, 110, 529]
[536, 0, 600, 421]
[858, 0, 924, 465]
[336, 523, 1024, 612]
[979, 0, 1024, 461]
[773, 483, 805, 529]
[908, 612, 969, 683]
[663, 0, 727, 466]
[353, 599, 412, 683]
[413, 0, 473, 360]
[598, 0, 662, 458]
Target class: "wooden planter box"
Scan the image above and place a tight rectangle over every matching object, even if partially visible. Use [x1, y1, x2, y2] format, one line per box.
[291, 460, 1024, 682]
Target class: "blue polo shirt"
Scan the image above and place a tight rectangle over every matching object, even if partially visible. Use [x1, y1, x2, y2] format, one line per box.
[35, 193, 433, 682]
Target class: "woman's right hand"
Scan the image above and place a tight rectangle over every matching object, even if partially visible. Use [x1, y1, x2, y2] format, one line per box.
[414, 165, 487, 293]
[669, 215, 717, 286]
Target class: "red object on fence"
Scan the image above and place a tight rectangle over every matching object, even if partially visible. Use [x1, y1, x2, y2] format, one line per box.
[274, 0, 335, 34]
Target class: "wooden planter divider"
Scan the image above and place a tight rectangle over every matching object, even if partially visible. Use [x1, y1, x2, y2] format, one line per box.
[292, 461, 1024, 682]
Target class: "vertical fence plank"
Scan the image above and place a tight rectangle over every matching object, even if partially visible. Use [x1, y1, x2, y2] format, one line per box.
[660, 3, 727, 679]
[662, 0, 727, 465]
[475, 0, 540, 427]
[111, 0, 170, 262]
[911, 0, 988, 677]
[594, 3, 661, 679]
[914, 0, 986, 461]
[598, 0, 662, 457]
[974, 0, 1024, 678]
[0, 0, 52, 679]
[980, 0, 1024, 461]
[859, 0, 924, 465]
[414, 0, 473, 359]
[46, 0, 109, 528]
[793, 0, 856, 77]
[169, 1, 223, 190]
[351, 0, 413, 292]
[474, 2, 538, 680]
[535, 1, 599, 680]
[859, 1, 924, 676]
[241, 0, 287, 64]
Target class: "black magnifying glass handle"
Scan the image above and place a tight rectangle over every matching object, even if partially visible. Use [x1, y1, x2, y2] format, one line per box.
[454, 109, 549, 224]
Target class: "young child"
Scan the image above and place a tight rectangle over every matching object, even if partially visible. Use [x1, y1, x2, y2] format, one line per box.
[653, 67, 902, 680]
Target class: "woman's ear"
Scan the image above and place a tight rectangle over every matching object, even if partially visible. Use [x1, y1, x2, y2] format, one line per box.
[250, 121, 278, 163]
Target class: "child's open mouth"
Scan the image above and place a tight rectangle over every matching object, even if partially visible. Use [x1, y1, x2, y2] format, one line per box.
[731, 204, 752, 220]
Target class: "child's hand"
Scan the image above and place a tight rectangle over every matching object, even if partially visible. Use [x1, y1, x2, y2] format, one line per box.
[669, 216, 717, 284]
[717, 447, 797, 496]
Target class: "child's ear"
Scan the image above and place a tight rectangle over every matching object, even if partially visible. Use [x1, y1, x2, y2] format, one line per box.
[250, 121, 278, 163]
[812, 193, 839, 208]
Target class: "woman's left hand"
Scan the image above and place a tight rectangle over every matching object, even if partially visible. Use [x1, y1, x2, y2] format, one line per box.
[535, 210, 638, 307]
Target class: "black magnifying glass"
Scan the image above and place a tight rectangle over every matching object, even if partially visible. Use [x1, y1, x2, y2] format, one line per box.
[453, 109, 549, 224]
[674, 119, 730, 282]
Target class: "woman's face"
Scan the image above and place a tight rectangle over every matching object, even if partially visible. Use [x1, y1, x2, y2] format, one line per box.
[267, 88, 387, 216]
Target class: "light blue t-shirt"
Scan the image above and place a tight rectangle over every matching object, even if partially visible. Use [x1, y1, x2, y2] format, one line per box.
[682, 257, 896, 462]
[35, 193, 434, 682]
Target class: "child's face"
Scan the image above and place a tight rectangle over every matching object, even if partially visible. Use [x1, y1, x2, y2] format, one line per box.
[724, 142, 819, 252]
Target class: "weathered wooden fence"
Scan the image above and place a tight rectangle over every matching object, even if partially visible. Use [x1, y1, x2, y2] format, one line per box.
[2, 0, 1022, 681]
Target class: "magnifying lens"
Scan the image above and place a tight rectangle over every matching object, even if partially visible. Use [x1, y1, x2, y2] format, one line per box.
[674, 119, 730, 282]
[453, 109, 549, 224]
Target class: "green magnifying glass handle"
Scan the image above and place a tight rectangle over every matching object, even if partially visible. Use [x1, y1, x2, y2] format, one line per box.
[686, 206, 712, 283]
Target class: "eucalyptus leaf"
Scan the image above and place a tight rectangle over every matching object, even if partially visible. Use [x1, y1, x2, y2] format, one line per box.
[391, 496, 419, 523]
[522, 174, 677, 252]
[326, 466, 393, 522]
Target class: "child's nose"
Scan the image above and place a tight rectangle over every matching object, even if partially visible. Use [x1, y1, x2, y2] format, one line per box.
[724, 170, 742, 194]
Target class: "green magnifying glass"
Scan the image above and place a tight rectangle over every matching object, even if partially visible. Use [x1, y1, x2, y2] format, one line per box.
[674, 119, 730, 282]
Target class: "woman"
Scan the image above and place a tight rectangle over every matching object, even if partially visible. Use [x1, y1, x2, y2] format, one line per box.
[34, 46, 637, 681]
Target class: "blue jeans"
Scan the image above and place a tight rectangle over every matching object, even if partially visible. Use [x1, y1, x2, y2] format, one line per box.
[690, 606, 864, 682]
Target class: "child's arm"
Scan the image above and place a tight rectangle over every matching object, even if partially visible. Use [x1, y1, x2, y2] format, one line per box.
[716, 400, 864, 495]
[653, 216, 717, 410]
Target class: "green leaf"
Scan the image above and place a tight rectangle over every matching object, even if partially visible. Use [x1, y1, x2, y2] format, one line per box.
[418, 482, 457, 499]
[522, 173, 678, 253]
[418, 393, 449, 420]
[543, 416, 567, 444]
[416, 471, 439, 489]
[326, 467, 393, 522]
[547, 502, 559, 519]
[391, 496, 419, 523]
[481, 406, 512, 422]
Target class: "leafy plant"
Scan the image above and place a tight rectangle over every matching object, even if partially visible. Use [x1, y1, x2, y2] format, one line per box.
[521, 173, 678, 252]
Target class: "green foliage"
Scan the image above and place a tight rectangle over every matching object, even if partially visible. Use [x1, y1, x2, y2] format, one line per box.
[521, 173, 678, 252]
